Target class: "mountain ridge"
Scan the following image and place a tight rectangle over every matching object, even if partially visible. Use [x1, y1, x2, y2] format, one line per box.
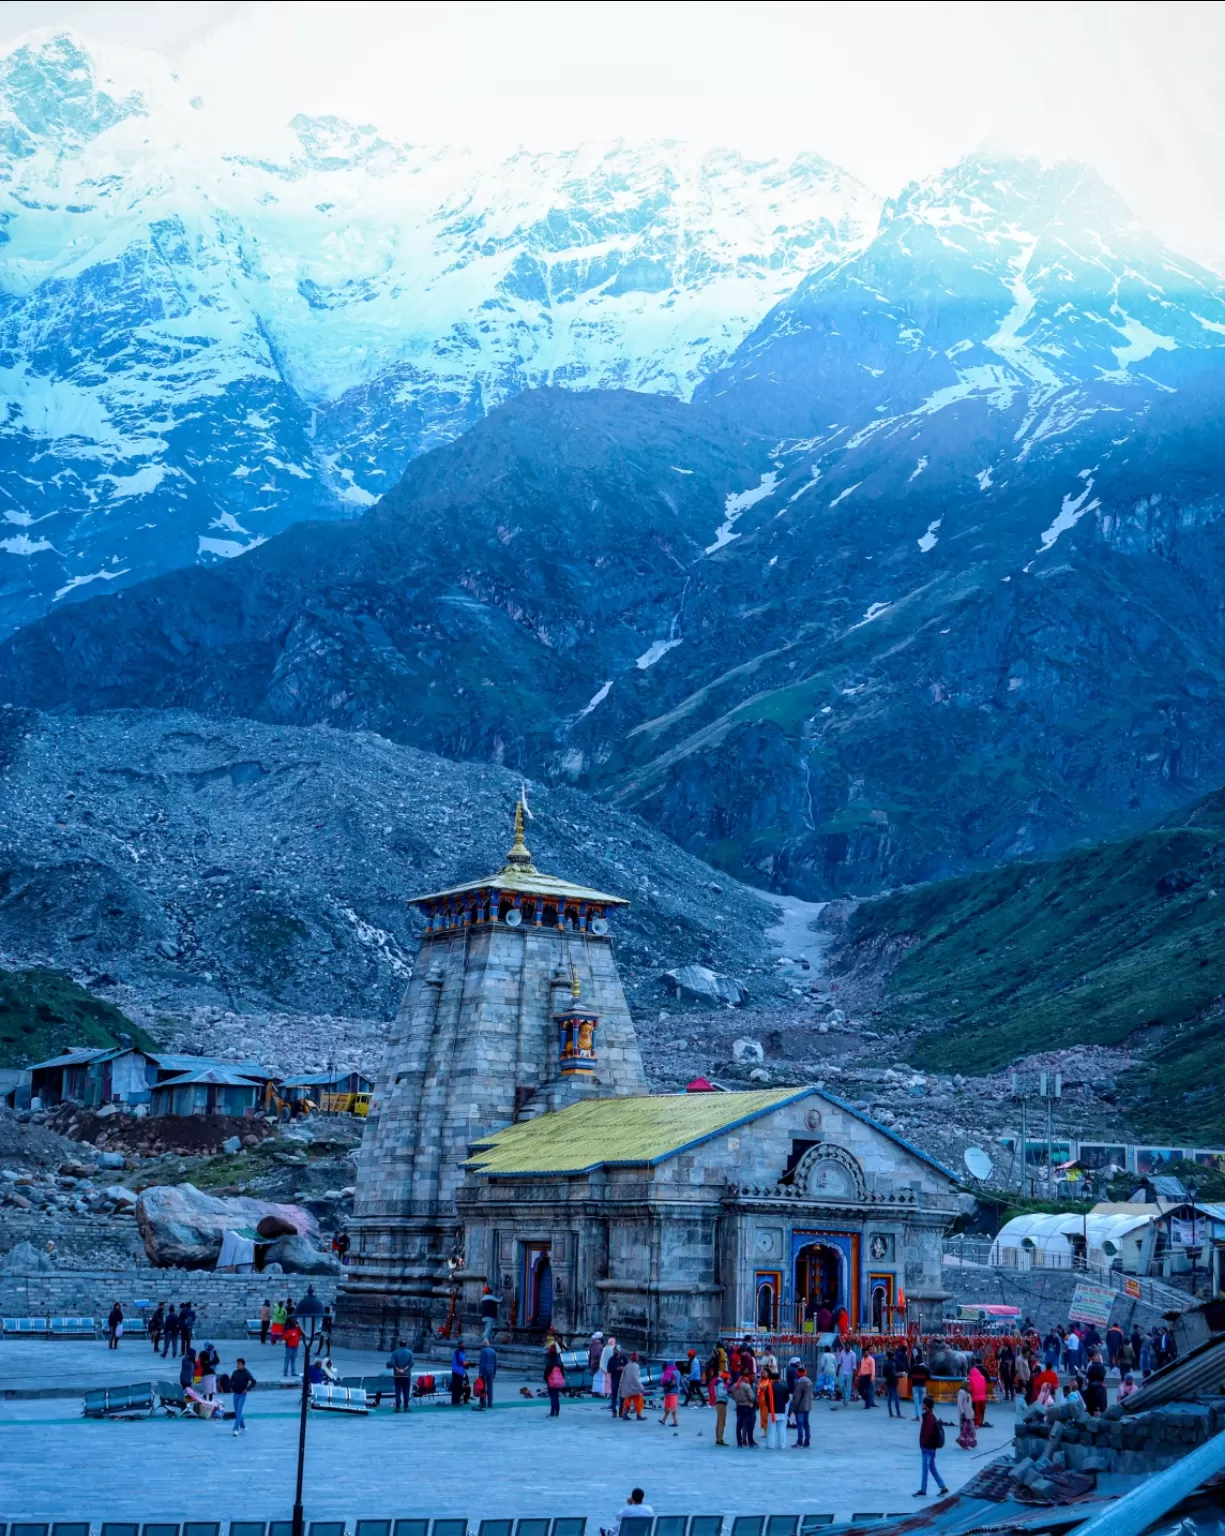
[0, 31, 878, 633]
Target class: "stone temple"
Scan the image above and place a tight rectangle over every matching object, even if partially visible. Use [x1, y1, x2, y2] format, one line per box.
[337, 803, 961, 1353]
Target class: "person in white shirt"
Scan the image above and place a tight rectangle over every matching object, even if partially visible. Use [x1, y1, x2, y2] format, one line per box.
[609, 1490, 655, 1536]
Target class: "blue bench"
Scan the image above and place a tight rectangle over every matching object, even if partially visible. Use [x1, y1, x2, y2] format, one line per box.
[50, 1316, 97, 1338]
[83, 1381, 160, 1419]
[2, 1317, 49, 1338]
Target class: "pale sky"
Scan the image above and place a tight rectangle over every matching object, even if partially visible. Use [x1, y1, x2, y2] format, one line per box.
[4, 0, 1225, 269]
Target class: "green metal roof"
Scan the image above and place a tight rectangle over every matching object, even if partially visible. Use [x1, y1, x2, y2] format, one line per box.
[464, 1087, 810, 1176]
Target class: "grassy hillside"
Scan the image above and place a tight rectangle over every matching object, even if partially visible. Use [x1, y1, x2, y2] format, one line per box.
[846, 790, 1225, 1137]
[0, 968, 157, 1068]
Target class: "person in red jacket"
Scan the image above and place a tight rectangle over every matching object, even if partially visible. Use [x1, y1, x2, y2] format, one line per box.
[915, 1402, 950, 1497]
[282, 1318, 303, 1378]
[967, 1363, 990, 1427]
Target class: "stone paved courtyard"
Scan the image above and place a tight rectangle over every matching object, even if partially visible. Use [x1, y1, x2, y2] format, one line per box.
[0, 1339, 1014, 1525]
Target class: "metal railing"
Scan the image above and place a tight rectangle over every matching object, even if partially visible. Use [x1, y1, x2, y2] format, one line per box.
[940, 1239, 1190, 1312]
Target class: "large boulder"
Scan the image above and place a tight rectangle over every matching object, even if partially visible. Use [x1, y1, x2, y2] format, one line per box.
[2, 1239, 55, 1274]
[256, 1213, 298, 1240]
[135, 1184, 318, 1269]
[262, 1234, 342, 1275]
[660, 964, 748, 1006]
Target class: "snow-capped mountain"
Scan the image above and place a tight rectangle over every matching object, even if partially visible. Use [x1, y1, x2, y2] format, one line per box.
[9, 151, 1225, 901]
[0, 32, 878, 634]
[701, 155, 1225, 431]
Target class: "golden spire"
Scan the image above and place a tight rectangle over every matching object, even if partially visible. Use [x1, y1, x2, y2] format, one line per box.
[503, 793, 537, 871]
[570, 968, 582, 1001]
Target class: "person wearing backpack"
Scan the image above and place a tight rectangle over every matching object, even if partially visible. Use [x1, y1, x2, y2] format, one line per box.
[478, 1340, 498, 1410]
[545, 1345, 566, 1416]
[713, 1372, 729, 1446]
[916, 1402, 950, 1497]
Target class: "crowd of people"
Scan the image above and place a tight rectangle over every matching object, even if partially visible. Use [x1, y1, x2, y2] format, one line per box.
[992, 1317, 1174, 1419]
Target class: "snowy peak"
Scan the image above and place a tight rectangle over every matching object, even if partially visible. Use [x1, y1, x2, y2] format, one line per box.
[704, 151, 1225, 439]
[0, 32, 155, 159]
[0, 31, 882, 634]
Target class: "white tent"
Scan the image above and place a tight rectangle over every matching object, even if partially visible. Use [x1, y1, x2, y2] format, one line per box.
[216, 1227, 259, 1273]
[992, 1206, 1158, 1272]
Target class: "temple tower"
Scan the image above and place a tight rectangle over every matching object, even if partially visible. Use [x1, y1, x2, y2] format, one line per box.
[337, 799, 647, 1345]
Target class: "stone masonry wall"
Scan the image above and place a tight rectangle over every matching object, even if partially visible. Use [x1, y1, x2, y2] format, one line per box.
[0, 1271, 339, 1336]
[940, 1264, 1169, 1335]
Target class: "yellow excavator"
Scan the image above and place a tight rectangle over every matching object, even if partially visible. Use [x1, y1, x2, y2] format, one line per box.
[262, 1080, 315, 1119]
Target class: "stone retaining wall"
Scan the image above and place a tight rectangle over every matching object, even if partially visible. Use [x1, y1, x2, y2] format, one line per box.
[1, 1213, 148, 1270]
[0, 1270, 340, 1335]
[1015, 1399, 1225, 1475]
[941, 1264, 1168, 1334]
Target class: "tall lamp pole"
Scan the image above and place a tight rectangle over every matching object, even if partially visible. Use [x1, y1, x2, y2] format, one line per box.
[1187, 1183, 1200, 1299]
[292, 1286, 324, 1536]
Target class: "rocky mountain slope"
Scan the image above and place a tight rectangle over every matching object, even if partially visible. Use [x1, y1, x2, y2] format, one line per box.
[0, 31, 877, 633]
[0, 706, 778, 1071]
[5, 40, 1225, 909]
[827, 786, 1225, 1142]
[6, 351, 1225, 905]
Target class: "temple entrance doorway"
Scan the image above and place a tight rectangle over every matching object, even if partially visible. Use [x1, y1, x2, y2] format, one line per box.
[520, 1243, 553, 1331]
[794, 1241, 842, 1331]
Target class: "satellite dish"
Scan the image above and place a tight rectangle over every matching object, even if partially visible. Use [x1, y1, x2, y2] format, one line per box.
[504, 909, 522, 927]
[964, 1146, 993, 1181]
[590, 917, 609, 936]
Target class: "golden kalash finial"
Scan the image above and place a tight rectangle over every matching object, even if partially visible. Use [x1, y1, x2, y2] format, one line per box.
[570, 968, 582, 1000]
[504, 789, 537, 871]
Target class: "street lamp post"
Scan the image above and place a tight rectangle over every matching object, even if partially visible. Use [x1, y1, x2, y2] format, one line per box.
[292, 1286, 325, 1536]
[1187, 1183, 1200, 1299]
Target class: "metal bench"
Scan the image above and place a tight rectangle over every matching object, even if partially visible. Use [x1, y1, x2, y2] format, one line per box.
[552, 1523, 586, 1536]
[765, 1522, 798, 1536]
[432, 1522, 469, 1536]
[689, 1520, 723, 1536]
[310, 1382, 370, 1414]
[515, 1523, 550, 1536]
[309, 1525, 347, 1536]
[83, 1381, 160, 1419]
[800, 1522, 834, 1533]
[50, 1316, 97, 1338]
[102, 1525, 140, 1536]
[730, 1520, 765, 1536]
[184, 1525, 221, 1536]
[143, 1526, 182, 1536]
[124, 1316, 149, 1336]
[341, 1371, 396, 1406]
[2, 1317, 49, 1338]
[246, 1318, 265, 1339]
[654, 1520, 689, 1536]
[621, 1521, 654, 1536]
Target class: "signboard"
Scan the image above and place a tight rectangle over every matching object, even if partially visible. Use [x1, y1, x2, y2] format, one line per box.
[1069, 1282, 1115, 1327]
[1123, 1278, 1142, 1299]
[1171, 1218, 1208, 1247]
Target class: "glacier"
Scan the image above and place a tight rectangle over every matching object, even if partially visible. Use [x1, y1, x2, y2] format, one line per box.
[0, 31, 879, 633]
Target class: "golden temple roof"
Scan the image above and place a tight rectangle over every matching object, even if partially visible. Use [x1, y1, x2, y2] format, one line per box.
[410, 794, 629, 907]
[464, 1088, 809, 1176]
